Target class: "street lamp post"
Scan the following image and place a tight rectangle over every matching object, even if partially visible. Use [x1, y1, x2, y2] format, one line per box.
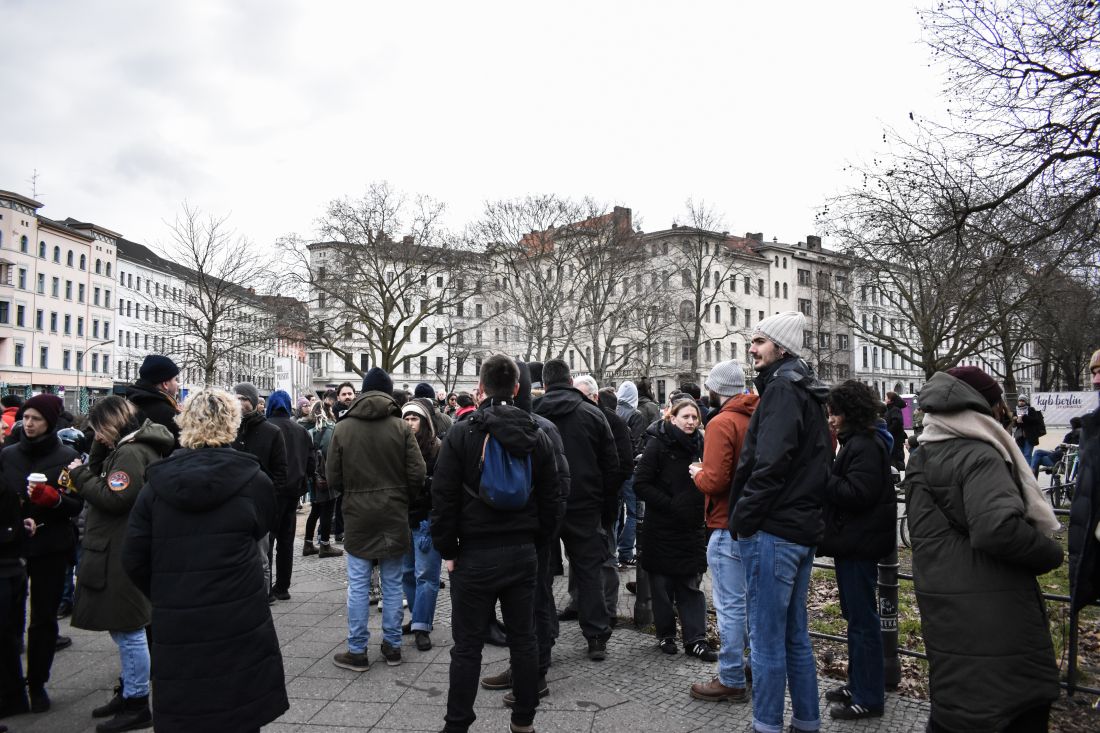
[76, 337, 116, 413]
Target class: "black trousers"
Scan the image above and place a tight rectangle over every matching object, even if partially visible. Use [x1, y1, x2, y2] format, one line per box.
[534, 534, 559, 677]
[25, 551, 68, 689]
[649, 572, 706, 645]
[269, 495, 300, 593]
[445, 545, 538, 732]
[0, 572, 26, 706]
[564, 523, 619, 619]
[330, 493, 343, 534]
[558, 510, 611, 640]
[304, 498, 335, 544]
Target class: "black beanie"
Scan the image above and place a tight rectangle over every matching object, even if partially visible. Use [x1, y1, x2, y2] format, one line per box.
[0, 395, 23, 409]
[139, 355, 180, 384]
[528, 362, 544, 388]
[362, 367, 394, 396]
[414, 382, 435, 400]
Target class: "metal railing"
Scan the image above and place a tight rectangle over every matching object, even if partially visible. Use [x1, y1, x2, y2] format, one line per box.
[809, 501, 1099, 697]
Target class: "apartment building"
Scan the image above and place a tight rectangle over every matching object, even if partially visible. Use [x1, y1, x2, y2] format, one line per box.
[0, 190, 117, 412]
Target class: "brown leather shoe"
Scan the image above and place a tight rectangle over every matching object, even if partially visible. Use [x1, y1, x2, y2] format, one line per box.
[689, 677, 748, 703]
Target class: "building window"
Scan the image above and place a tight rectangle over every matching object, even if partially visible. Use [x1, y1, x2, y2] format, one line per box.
[803, 330, 813, 349]
[16, 305, 25, 327]
[837, 334, 849, 350]
[103, 356, 109, 373]
[51, 277, 59, 297]
[798, 299, 812, 317]
[838, 364, 850, 379]
[79, 254, 86, 270]
[49, 312, 58, 332]
[783, 283, 788, 298]
[64, 314, 71, 335]
[66, 250, 74, 267]
[92, 354, 99, 372]
[53, 245, 61, 263]
[774, 282, 780, 298]
[36, 274, 44, 294]
[872, 348, 879, 369]
[420, 356, 428, 374]
[39, 346, 48, 368]
[818, 300, 831, 319]
[568, 349, 575, 369]
[0, 302, 8, 324]
[35, 309, 43, 331]
[745, 308, 751, 327]
[78, 283, 85, 302]
[436, 356, 444, 374]
[63, 350, 71, 371]
[798, 269, 811, 286]
[65, 280, 73, 300]
[77, 317, 84, 336]
[17, 268, 26, 289]
[818, 332, 831, 349]
[757, 278, 764, 296]
[743, 276, 750, 295]
[14, 343, 24, 367]
[20, 236, 28, 254]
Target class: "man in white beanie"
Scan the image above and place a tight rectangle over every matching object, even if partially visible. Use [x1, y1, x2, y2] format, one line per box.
[729, 311, 832, 733]
[688, 360, 759, 704]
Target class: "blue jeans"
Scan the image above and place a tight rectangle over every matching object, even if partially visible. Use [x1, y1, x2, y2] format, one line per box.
[402, 522, 442, 632]
[109, 629, 150, 698]
[708, 529, 749, 688]
[835, 559, 884, 710]
[1017, 438, 1034, 463]
[615, 476, 637, 562]
[346, 553, 404, 653]
[739, 531, 819, 733]
[1030, 449, 1055, 477]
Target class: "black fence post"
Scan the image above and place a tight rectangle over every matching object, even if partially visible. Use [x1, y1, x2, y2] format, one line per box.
[633, 499, 652, 627]
[1067, 608, 1079, 697]
[879, 547, 901, 689]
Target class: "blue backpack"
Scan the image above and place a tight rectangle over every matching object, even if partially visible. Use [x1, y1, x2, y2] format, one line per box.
[464, 434, 533, 511]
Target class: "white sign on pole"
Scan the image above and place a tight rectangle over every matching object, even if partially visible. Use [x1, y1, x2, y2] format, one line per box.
[1031, 392, 1099, 426]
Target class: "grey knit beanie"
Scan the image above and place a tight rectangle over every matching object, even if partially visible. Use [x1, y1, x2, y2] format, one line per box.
[754, 311, 806, 357]
[704, 360, 746, 396]
[233, 382, 260, 409]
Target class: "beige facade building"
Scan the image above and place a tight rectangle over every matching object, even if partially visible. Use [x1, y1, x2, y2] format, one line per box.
[0, 190, 117, 412]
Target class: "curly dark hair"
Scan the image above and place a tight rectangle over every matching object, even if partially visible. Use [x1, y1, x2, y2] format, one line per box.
[827, 380, 880, 431]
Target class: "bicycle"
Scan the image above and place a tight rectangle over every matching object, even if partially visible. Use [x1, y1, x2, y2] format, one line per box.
[892, 467, 911, 548]
[1040, 444, 1079, 508]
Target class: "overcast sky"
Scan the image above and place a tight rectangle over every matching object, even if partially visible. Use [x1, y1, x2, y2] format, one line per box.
[1, 0, 946, 254]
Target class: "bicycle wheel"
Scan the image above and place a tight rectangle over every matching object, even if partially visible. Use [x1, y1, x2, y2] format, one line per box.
[1049, 476, 1063, 508]
[899, 515, 911, 548]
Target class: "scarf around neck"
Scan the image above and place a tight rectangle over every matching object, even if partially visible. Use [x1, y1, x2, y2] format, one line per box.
[918, 411, 1059, 533]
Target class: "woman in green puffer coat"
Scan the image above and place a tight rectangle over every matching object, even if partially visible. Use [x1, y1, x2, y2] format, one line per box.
[905, 367, 1062, 733]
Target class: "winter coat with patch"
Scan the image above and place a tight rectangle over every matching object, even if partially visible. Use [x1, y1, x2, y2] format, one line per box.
[233, 410, 288, 505]
[634, 420, 706, 576]
[817, 425, 895, 560]
[125, 379, 181, 447]
[0, 431, 81, 557]
[1070, 406, 1100, 613]
[430, 400, 560, 560]
[69, 420, 172, 632]
[535, 385, 619, 522]
[729, 357, 831, 546]
[693, 394, 758, 530]
[326, 391, 425, 560]
[903, 371, 1061, 732]
[122, 447, 286, 733]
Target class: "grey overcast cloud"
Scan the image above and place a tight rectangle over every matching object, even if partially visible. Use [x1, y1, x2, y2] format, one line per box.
[0, 0, 943, 251]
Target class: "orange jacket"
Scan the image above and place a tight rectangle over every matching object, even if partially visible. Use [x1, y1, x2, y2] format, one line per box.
[1, 406, 17, 439]
[693, 393, 758, 529]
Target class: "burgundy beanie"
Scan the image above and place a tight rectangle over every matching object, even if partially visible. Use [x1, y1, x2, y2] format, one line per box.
[946, 366, 1003, 407]
[22, 393, 63, 431]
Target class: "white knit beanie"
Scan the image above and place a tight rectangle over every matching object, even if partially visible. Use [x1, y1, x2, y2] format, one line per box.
[704, 360, 746, 396]
[754, 311, 805, 358]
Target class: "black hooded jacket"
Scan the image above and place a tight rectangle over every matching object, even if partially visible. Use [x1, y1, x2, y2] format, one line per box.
[535, 385, 619, 521]
[266, 408, 314, 500]
[122, 447, 286, 733]
[885, 395, 908, 465]
[730, 356, 832, 546]
[125, 379, 181, 447]
[430, 400, 560, 559]
[233, 410, 288, 506]
[0, 431, 81, 557]
[1070, 406, 1100, 613]
[818, 426, 896, 560]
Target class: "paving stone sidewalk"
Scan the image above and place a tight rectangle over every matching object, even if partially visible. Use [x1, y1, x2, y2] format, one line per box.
[28, 533, 930, 732]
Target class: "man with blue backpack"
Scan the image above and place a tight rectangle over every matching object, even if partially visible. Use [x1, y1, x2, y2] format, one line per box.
[431, 354, 560, 733]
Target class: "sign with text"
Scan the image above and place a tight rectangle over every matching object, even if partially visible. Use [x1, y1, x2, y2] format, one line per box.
[1032, 392, 1099, 426]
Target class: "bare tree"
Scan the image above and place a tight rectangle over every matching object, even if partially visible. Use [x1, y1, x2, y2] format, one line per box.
[662, 200, 759, 381]
[279, 182, 493, 377]
[144, 204, 277, 387]
[921, 0, 1100, 237]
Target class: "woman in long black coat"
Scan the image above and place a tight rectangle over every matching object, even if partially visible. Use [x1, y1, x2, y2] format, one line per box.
[123, 389, 287, 733]
[633, 398, 714, 660]
[0, 393, 80, 714]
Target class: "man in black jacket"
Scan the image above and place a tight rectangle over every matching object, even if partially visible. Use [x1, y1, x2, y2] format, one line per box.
[884, 392, 908, 471]
[264, 390, 315, 601]
[534, 360, 619, 661]
[125, 355, 182, 448]
[233, 383, 288, 603]
[730, 311, 831, 733]
[1070, 349, 1100, 616]
[431, 355, 559, 733]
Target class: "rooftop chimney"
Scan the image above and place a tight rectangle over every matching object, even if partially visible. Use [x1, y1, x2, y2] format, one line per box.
[806, 235, 822, 250]
[746, 232, 763, 242]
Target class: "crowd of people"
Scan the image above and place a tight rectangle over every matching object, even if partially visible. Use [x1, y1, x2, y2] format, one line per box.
[0, 320, 1097, 733]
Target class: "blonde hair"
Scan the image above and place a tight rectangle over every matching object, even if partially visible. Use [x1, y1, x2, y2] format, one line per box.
[87, 396, 140, 447]
[177, 389, 241, 449]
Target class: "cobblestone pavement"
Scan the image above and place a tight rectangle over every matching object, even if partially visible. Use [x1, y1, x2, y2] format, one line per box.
[25, 531, 930, 732]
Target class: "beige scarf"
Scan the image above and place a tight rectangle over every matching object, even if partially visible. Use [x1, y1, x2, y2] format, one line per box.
[918, 411, 1060, 534]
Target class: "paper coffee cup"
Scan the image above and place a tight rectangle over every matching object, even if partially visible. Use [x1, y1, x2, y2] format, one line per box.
[27, 473, 47, 485]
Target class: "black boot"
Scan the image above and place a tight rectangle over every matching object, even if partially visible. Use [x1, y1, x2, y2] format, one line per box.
[92, 679, 125, 718]
[95, 695, 152, 732]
